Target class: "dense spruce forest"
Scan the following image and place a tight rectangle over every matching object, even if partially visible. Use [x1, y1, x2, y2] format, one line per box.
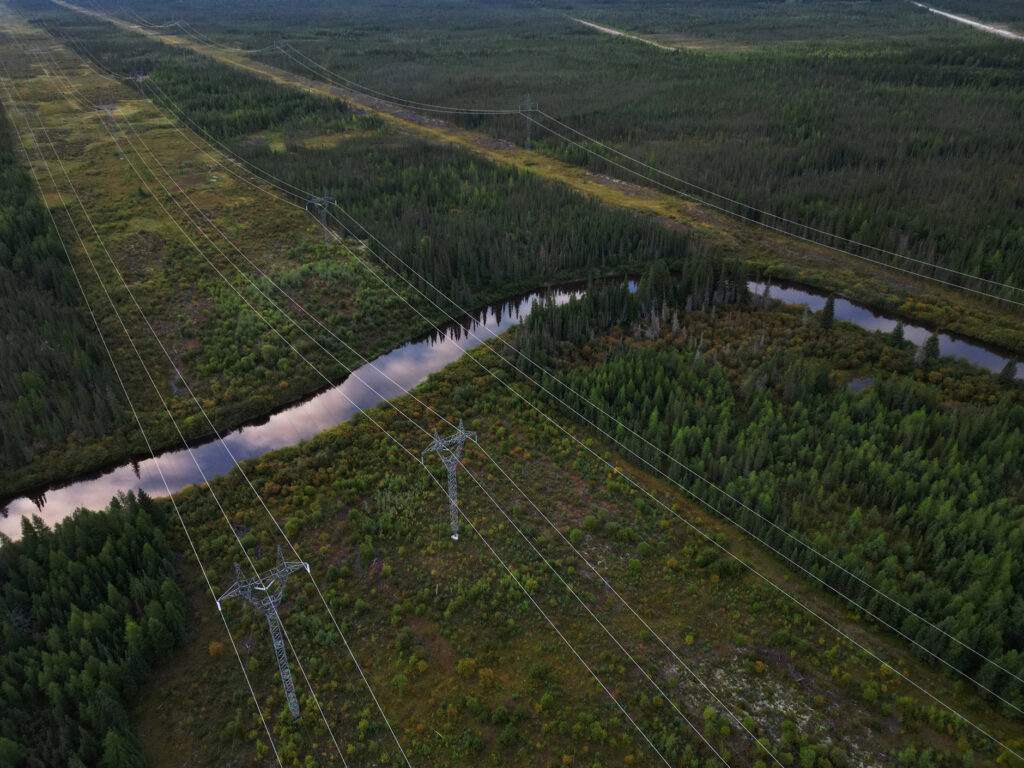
[564, 0, 1024, 41]
[2, 2, 1022, 765]
[518, 275, 1024, 709]
[27, 10, 713, 309]
[238, 138, 707, 308]
[0, 108, 127, 474]
[0, 493, 185, 767]
[74, 0, 1024, 288]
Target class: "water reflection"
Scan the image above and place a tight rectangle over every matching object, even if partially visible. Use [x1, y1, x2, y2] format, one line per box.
[847, 377, 875, 394]
[749, 281, 1022, 380]
[3, 278, 1017, 539]
[0, 288, 579, 539]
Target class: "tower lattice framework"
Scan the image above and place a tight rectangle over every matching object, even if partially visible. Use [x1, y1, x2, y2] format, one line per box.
[421, 419, 478, 541]
[217, 546, 310, 719]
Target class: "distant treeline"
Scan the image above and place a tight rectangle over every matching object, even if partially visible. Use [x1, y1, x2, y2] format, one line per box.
[33, 11, 716, 310]
[94, 0, 1024, 289]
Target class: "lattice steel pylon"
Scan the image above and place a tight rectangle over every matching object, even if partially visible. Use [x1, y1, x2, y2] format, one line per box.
[306, 189, 335, 245]
[521, 93, 537, 150]
[217, 546, 310, 720]
[421, 419, 478, 541]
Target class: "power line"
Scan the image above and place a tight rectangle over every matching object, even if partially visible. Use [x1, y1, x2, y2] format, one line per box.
[190, 21, 1024, 303]
[318, 197, 1024, 754]
[523, 113, 1024, 307]
[63, 0, 1024, 309]
[219, 128, 1024, 736]
[46, 27, 1024, 753]
[0, 66, 286, 767]
[99, 97, 727, 767]
[532, 109, 1024, 297]
[124, 54, 1024, 704]
[45, 52, 759, 764]
[12, 50, 352, 762]
[88, 57, 1024, 765]
[123, 45, 1024, 707]
[336, 177, 1024, 709]
[107, 101, 774, 767]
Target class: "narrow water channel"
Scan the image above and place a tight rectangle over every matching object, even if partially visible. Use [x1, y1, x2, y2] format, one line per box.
[2, 278, 1018, 539]
[0, 287, 581, 539]
[750, 281, 1022, 380]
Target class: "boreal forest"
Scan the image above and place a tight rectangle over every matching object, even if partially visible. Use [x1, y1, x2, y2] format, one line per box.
[0, 1, 1022, 767]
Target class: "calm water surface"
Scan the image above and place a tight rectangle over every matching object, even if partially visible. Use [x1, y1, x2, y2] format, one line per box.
[0, 288, 579, 539]
[3, 279, 1018, 539]
[749, 281, 1021, 380]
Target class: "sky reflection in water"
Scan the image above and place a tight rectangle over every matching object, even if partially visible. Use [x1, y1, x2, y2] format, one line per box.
[2, 280, 1017, 538]
[0, 289, 578, 538]
[749, 281, 1020, 380]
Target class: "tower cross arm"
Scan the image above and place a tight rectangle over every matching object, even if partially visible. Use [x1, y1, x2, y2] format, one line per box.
[422, 429, 443, 461]
[266, 559, 310, 582]
[268, 545, 311, 581]
[216, 562, 250, 609]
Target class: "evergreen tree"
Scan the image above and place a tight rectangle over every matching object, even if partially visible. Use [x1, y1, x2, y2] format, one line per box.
[999, 359, 1018, 385]
[820, 295, 835, 331]
[924, 333, 941, 365]
[0, 493, 183, 765]
[100, 730, 143, 768]
[890, 322, 904, 345]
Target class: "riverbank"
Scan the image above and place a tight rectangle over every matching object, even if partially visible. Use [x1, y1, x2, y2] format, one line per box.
[0, 11, 683, 504]
[129, 317, 1023, 766]
[7, 270, 1021, 539]
[0, 285, 581, 537]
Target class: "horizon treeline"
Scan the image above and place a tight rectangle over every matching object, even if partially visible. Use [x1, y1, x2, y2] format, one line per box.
[99, 0, 1024, 289]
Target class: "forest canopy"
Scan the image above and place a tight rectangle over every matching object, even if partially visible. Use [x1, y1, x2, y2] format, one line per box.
[518, 278, 1024, 708]
[0, 493, 185, 768]
[0, 107, 127, 473]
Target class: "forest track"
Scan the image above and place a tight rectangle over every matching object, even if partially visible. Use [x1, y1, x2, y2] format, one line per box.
[570, 17, 677, 51]
[52, 0, 1024, 356]
[911, 2, 1024, 42]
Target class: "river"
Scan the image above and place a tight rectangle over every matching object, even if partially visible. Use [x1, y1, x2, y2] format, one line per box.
[0, 287, 580, 539]
[750, 281, 1021, 380]
[1, 279, 1018, 539]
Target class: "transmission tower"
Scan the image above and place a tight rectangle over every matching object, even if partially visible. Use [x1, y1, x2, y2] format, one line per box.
[306, 189, 335, 245]
[217, 546, 310, 720]
[421, 419, 478, 541]
[522, 93, 537, 150]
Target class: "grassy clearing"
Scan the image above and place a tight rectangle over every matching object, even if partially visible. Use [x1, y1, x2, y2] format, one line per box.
[0, 14, 432, 498]
[133, 311, 1023, 766]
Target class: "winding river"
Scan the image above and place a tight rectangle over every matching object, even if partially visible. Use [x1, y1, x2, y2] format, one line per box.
[750, 281, 1022, 380]
[1, 279, 1019, 539]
